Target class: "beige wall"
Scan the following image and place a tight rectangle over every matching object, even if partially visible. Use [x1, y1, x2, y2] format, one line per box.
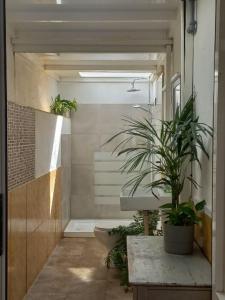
[14, 53, 58, 112]
[70, 103, 161, 219]
[6, 37, 58, 112]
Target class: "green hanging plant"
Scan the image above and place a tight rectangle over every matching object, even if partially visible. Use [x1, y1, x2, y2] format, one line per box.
[50, 94, 78, 116]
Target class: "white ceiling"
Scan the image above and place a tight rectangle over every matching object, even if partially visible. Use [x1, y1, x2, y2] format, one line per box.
[7, 0, 180, 53]
[33, 52, 164, 80]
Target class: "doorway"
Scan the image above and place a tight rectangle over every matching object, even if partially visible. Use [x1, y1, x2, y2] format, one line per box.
[0, 0, 8, 299]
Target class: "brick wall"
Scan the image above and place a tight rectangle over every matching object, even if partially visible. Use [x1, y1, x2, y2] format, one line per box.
[8, 102, 35, 190]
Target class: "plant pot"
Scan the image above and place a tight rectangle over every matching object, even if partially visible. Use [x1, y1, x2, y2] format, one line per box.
[63, 111, 70, 118]
[163, 223, 194, 255]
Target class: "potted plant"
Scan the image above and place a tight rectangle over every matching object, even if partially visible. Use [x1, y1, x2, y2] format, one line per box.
[106, 96, 213, 254]
[50, 94, 77, 116]
[160, 200, 206, 254]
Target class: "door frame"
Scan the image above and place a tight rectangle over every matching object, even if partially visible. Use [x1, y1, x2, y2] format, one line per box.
[0, 0, 8, 299]
[213, 0, 225, 299]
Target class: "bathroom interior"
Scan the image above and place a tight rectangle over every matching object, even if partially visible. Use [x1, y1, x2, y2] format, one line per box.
[7, 51, 166, 299]
[6, 0, 216, 298]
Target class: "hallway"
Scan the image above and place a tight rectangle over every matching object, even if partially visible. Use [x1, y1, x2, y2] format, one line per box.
[25, 238, 132, 300]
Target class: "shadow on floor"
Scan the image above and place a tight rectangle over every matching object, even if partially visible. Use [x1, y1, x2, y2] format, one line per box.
[25, 238, 133, 300]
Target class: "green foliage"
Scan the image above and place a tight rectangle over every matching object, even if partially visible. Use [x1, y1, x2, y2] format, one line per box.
[106, 96, 213, 208]
[50, 94, 78, 115]
[160, 200, 206, 226]
[106, 212, 161, 287]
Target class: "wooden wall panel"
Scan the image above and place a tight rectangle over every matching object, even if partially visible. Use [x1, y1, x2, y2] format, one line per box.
[195, 213, 212, 263]
[8, 168, 63, 300]
[8, 185, 27, 300]
[27, 222, 49, 289]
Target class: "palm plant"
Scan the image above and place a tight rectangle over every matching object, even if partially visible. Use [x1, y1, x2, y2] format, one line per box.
[106, 96, 213, 209]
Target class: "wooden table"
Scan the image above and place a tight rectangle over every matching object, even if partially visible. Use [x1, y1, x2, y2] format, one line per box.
[127, 236, 212, 300]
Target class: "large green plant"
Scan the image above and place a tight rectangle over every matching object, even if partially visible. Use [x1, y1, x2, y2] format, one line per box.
[106, 96, 213, 208]
[160, 200, 206, 226]
[50, 94, 77, 115]
[106, 212, 160, 287]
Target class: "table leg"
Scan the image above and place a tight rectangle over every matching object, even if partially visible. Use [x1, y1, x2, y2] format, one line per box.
[143, 210, 149, 236]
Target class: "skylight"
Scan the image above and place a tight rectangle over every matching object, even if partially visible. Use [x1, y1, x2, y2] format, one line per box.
[79, 72, 151, 79]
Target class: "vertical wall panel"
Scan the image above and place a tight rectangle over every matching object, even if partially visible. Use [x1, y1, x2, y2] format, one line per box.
[8, 168, 63, 299]
[8, 185, 27, 300]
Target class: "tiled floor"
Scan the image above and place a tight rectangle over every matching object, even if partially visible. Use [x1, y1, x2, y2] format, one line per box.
[64, 219, 132, 237]
[25, 238, 133, 300]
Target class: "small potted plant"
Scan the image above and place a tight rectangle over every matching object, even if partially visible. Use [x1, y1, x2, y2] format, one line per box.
[160, 200, 206, 254]
[106, 96, 213, 255]
[50, 94, 77, 116]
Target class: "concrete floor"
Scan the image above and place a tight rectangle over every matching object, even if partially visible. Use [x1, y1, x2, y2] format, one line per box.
[25, 238, 133, 300]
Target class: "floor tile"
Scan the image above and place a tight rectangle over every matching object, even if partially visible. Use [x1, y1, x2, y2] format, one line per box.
[26, 238, 133, 300]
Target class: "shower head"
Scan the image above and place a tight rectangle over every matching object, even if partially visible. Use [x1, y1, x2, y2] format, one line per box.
[127, 78, 142, 93]
[127, 87, 141, 93]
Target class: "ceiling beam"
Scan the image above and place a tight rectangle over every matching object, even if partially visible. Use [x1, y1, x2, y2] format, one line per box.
[6, 1, 179, 11]
[12, 30, 169, 43]
[8, 8, 177, 23]
[44, 63, 157, 71]
[12, 29, 173, 53]
[12, 43, 170, 53]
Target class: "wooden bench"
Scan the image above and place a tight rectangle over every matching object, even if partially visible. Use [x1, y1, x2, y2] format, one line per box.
[127, 236, 212, 300]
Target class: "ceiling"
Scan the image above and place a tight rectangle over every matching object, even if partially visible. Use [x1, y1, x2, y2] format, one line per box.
[33, 52, 163, 81]
[6, 0, 180, 53]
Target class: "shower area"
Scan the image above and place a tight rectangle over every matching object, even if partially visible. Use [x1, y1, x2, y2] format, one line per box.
[60, 67, 163, 237]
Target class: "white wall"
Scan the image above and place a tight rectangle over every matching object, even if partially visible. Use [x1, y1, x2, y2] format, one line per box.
[170, 6, 182, 75]
[184, 0, 216, 214]
[192, 0, 215, 214]
[35, 111, 71, 178]
[58, 81, 153, 105]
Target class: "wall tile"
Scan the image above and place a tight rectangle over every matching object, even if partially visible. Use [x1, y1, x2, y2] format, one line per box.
[8, 185, 27, 300]
[8, 168, 63, 299]
[71, 164, 94, 196]
[54, 169, 62, 243]
[195, 213, 212, 263]
[71, 134, 100, 164]
[70, 104, 161, 219]
[61, 134, 71, 230]
[71, 104, 100, 134]
[27, 174, 50, 233]
[27, 222, 48, 290]
[7, 101, 35, 190]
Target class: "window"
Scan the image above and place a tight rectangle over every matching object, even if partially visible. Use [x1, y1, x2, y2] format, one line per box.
[171, 73, 181, 117]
